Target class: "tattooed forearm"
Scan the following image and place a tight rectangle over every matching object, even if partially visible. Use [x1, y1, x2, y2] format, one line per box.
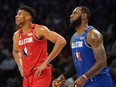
[85, 45, 107, 78]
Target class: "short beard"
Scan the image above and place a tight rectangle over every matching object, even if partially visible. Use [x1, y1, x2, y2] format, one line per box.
[16, 22, 25, 29]
[70, 16, 82, 28]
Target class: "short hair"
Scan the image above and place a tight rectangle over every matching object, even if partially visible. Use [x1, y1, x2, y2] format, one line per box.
[79, 6, 91, 20]
[18, 5, 36, 19]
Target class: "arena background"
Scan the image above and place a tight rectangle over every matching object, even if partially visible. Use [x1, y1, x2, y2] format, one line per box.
[0, 0, 116, 87]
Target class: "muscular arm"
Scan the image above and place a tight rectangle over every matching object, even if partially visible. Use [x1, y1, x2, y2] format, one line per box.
[35, 25, 66, 63]
[84, 29, 107, 79]
[12, 31, 22, 68]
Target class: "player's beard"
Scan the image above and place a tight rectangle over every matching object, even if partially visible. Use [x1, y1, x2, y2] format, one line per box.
[15, 25, 19, 30]
[70, 16, 82, 28]
[16, 21, 25, 29]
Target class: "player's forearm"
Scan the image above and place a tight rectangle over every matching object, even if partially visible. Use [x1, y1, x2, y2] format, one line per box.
[47, 38, 66, 63]
[12, 50, 22, 67]
[84, 60, 106, 79]
[63, 63, 77, 79]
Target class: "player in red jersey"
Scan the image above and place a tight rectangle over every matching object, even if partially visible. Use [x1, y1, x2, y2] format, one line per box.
[12, 5, 66, 87]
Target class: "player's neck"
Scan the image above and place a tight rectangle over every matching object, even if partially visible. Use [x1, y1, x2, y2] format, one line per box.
[21, 22, 32, 34]
[75, 24, 88, 36]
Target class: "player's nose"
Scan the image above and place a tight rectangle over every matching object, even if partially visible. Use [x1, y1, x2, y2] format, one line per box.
[70, 13, 74, 19]
[70, 14, 73, 21]
[15, 15, 18, 19]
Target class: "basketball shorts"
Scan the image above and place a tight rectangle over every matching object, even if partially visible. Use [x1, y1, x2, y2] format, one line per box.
[22, 65, 52, 87]
[84, 74, 112, 87]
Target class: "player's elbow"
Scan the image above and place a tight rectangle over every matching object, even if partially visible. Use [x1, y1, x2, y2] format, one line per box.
[59, 38, 67, 46]
[12, 49, 18, 56]
[99, 60, 107, 68]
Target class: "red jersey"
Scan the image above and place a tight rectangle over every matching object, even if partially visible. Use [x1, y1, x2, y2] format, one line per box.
[18, 24, 48, 76]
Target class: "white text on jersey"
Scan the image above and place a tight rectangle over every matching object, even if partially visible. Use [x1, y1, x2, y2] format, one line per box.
[72, 41, 83, 48]
[19, 37, 33, 45]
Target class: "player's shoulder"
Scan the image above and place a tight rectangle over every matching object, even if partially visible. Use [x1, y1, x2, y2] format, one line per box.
[13, 30, 20, 37]
[13, 30, 20, 42]
[34, 24, 50, 36]
[87, 28, 102, 38]
[86, 28, 103, 47]
[34, 24, 49, 31]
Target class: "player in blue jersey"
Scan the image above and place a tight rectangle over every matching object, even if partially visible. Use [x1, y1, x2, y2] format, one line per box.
[52, 6, 112, 87]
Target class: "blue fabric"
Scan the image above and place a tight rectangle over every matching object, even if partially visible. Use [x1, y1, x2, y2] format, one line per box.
[84, 74, 112, 87]
[71, 26, 112, 86]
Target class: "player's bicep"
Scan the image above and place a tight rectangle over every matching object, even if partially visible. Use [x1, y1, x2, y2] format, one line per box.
[86, 30, 106, 61]
[92, 44, 106, 62]
[45, 30, 63, 43]
[13, 33, 19, 52]
[42, 26, 65, 43]
[36, 25, 65, 43]
[86, 29, 102, 48]
[13, 42, 19, 52]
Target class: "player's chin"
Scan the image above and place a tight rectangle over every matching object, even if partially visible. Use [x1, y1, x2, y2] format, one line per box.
[15, 21, 18, 24]
[15, 20, 19, 24]
[15, 22, 20, 26]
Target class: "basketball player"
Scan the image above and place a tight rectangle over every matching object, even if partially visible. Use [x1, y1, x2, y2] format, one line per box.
[12, 6, 66, 87]
[52, 6, 112, 87]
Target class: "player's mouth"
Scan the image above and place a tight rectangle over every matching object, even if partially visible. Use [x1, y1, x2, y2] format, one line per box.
[70, 19, 73, 22]
[15, 19, 18, 22]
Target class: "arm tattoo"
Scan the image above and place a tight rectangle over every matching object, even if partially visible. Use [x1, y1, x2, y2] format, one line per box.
[93, 45, 106, 61]
[88, 30, 102, 48]
[85, 29, 107, 79]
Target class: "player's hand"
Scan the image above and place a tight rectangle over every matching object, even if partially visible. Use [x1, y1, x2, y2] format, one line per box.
[33, 61, 47, 77]
[72, 76, 86, 87]
[52, 75, 65, 87]
[19, 67, 25, 77]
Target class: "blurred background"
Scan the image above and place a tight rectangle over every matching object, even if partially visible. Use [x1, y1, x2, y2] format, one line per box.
[0, 0, 116, 87]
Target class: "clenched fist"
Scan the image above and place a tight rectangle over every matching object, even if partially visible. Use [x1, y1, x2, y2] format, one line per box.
[52, 75, 65, 87]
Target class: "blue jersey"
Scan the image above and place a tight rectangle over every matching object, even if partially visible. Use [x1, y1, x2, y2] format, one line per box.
[71, 26, 109, 78]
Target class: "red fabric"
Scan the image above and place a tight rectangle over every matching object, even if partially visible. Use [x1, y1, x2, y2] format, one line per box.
[22, 66, 52, 87]
[18, 24, 48, 77]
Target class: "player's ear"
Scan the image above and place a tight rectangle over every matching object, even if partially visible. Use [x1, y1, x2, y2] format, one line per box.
[82, 13, 87, 20]
[26, 15, 31, 20]
[82, 13, 86, 18]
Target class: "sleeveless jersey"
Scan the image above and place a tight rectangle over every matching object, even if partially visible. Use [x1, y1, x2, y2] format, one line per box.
[18, 24, 48, 76]
[71, 26, 109, 78]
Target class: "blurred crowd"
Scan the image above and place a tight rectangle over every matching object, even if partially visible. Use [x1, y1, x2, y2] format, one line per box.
[0, 0, 116, 87]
